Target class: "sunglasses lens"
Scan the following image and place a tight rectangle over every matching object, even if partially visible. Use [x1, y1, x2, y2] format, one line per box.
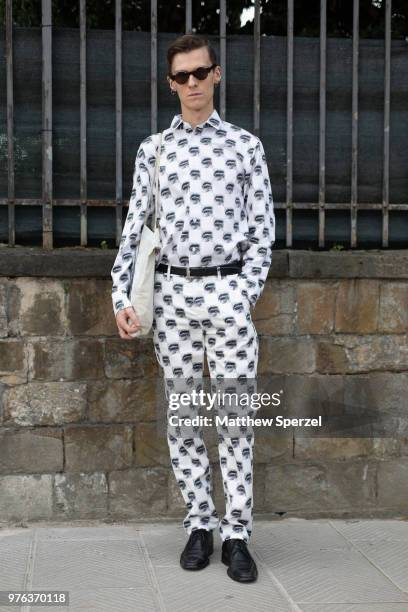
[174, 72, 189, 84]
[194, 67, 209, 80]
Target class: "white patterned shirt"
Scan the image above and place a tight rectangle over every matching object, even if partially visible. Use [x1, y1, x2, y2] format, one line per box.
[111, 107, 275, 317]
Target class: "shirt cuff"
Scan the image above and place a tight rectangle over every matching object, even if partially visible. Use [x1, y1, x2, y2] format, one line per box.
[113, 294, 133, 318]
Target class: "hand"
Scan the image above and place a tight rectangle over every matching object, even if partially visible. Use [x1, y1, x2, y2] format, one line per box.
[116, 306, 141, 339]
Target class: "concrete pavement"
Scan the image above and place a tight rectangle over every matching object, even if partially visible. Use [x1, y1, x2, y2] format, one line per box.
[1, 518, 408, 611]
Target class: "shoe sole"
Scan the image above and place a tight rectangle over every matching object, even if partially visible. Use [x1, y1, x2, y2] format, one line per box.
[180, 557, 210, 571]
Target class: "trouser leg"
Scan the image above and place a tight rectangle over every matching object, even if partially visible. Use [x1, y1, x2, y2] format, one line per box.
[152, 272, 219, 535]
[203, 272, 259, 544]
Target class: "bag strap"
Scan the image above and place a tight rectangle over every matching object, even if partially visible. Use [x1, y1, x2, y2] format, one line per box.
[151, 132, 163, 231]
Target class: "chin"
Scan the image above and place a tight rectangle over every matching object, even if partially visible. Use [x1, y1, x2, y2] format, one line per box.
[186, 100, 204, 109]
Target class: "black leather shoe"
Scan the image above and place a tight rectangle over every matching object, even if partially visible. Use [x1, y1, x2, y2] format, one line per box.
[180, 528, 214, 570]
[222, 538, 258, 582]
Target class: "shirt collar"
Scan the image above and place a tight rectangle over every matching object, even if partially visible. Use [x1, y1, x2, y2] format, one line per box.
[170, 108, 224, 131]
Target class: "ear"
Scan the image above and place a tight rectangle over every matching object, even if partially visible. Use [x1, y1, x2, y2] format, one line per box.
[215, 65, 221, 80]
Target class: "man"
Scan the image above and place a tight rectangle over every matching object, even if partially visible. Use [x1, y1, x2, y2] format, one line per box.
[111, 33, 275, 583]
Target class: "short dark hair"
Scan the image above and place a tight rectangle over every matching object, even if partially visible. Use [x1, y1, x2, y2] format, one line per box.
[167, 33, 218, 76]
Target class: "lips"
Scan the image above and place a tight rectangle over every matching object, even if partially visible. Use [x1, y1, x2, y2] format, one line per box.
[189, 93, 201, 97]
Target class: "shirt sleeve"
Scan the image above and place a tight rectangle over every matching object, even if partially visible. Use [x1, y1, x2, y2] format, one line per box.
[111, 135, 159, 317]
[239, 137, 276, 307]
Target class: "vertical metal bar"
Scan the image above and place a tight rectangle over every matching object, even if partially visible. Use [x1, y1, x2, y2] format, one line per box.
[351, 0, 359, 248]
[151, 0, 158, 134]
[286, 0, 294, 247]
[6, 0, 15, 246]
[318, 0, 327, 247]
[382, 0, 391, 247]
[41, 0, 53, 248]
[219, 0, 226, 121]
[185, 0, 192, 33]
[115, 0, 123, 246]
[253, 0, 260, 137]
[79, 0, 87, 246]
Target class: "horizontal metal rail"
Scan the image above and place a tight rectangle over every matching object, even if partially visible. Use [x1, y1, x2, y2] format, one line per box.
[1, 199, 405, 211]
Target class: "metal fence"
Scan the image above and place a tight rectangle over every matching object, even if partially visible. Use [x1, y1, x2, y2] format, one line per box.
[2, 0, 405, 249]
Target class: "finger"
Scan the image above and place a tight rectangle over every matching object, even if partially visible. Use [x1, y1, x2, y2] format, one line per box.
[118, 327, 132, 340]
[124, 320, 140, 334]
[125, 314, 141, 332]
[128, 310, 141, 326]
[119, 318, 139, 336]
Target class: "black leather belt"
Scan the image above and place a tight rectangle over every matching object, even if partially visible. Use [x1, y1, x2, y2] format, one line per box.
[156, 260, 242, 278]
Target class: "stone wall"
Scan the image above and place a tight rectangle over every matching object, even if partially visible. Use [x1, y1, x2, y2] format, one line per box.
[0, 247, 407, 524]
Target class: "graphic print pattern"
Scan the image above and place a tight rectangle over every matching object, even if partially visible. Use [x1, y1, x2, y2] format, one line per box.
[111, 108, 275, 317]
[153, 270, 258, 542]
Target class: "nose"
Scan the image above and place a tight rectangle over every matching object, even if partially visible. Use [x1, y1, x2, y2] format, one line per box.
[187, 73, 199, 86]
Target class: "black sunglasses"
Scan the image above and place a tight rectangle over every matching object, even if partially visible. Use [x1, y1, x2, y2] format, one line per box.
[169, 63, 217, 85]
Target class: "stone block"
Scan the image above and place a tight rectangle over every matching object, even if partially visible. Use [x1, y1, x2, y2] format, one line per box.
[296, 282, 337, 334]
[343, 373, 408, 435]
[0, 428, 63, 474]
[109, 467, 168, 517]
[0, 341, 26, 384]
[294, 438, 373, 461]
[371, 438, 402, 458]
[335, 279, 380, 333]
[87, 378, 158, 423]
[339, 335, 408, 372]
[64, 424, 133, 472]
[258, 337, 316, 374]
[30, 339, 105, 381]
[377, 459, 408, 508]
[264, 461, 376, 513]
[316, 341, 349, 373]
[3, 382, 86, 426]
[379, 282, 408, 333]
[104, 338, 159, 379]
[54, 472, 108, 519]
[253, 280, 282, 319]
[66, 279, 118, 337]
[253, 435, 293, 463]
[255, 315, 294, 336]
[134, 422, 169, 467]
[0, 474, 53, 521]
[288, 249, 408, 280]
[276, 373, 345, 422]
[8, 279, 65, 336]
[253, 281, 295, 335]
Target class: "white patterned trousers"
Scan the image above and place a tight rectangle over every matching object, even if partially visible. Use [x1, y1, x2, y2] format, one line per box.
[152, 269, 259, 543]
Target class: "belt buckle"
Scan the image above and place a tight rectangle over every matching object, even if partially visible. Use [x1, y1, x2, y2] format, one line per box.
[217, 265, 221, 280]
[166, 263, 171, 280]
[186, 266, 191, 279]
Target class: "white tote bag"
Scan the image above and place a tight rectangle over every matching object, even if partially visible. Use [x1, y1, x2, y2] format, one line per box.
[128, 132, 162, 338]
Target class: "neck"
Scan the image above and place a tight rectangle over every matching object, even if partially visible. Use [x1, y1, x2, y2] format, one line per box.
[179, 101, 214, 129]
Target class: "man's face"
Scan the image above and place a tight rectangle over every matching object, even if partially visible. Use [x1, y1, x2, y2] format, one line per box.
[167, 47, 221, 111]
